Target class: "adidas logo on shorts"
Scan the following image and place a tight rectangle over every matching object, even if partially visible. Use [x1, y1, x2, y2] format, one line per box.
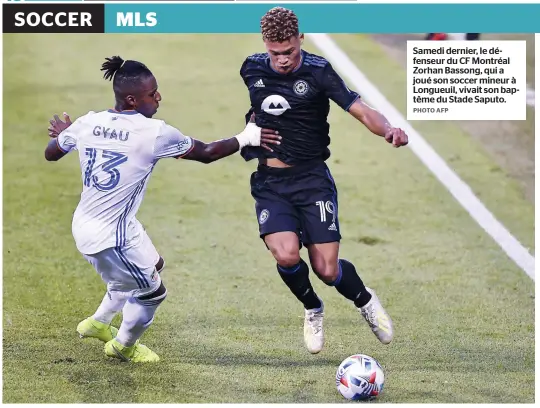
[328, 223, 337, 231]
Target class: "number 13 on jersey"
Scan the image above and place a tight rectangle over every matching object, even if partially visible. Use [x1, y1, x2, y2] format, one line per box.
[84, 148, 127, 191]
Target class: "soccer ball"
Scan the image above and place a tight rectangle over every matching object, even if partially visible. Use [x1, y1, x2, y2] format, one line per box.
[335, 354, 385, 401]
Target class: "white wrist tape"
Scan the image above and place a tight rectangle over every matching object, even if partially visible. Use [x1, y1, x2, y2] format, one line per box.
[235, 123, 262, 149]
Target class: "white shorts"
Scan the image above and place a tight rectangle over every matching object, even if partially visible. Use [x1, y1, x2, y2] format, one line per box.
[83, 231, 161, 297]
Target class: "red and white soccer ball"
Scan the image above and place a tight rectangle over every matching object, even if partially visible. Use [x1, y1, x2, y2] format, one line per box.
[335, 354, 385, 401]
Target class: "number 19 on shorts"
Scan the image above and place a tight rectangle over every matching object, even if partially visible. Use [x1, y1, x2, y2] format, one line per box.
[315, 200, 336, 223]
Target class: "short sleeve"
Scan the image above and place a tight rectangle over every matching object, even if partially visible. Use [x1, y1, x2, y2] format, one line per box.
[56, 132, 76, 153]
[154, 123, 194, 160]
[321, 62, 360, 111]
[56, 112, 96, 153]
[57, 119, 82, 153]
[239, 58, 250, 87]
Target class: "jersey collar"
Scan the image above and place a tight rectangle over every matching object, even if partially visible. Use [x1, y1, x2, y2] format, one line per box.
[107, 109, 140, 115]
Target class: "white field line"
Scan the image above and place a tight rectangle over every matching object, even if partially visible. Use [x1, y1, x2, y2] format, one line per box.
[307, 33, 535, 281]
[526, 88, 535, 107]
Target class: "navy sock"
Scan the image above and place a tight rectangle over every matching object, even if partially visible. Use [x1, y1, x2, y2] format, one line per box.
[277, 259, 322, 310]
[329, 259, 372, 308]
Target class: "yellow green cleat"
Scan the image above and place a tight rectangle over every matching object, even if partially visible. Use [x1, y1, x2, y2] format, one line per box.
[76, 317, 118, 343]
[104, 339, 160, 363]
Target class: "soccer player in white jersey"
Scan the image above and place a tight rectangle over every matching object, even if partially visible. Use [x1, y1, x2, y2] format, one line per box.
[45, 56, 281, 363]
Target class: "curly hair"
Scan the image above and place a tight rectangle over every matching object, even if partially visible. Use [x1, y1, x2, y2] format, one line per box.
[260, 7, 299, 42]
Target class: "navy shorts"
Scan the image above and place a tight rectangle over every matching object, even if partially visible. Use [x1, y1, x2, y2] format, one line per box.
[250, 161, 341, 245]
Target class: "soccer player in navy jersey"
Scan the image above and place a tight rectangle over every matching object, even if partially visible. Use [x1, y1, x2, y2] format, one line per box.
[239, 7, 409, 354]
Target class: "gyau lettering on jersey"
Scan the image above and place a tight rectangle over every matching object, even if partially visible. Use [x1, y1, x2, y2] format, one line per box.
[93, 126, 129, 141]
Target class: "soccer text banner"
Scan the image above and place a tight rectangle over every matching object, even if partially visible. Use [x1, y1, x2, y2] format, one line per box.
[3, 3, 540, 33]
[3, 3, 104, 33]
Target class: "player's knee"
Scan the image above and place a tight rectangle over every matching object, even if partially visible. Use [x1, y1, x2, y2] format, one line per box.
[275, 252, 301, 267]
[155, 257, 165, 274]
[272, 247, 300, 268]
[266, 233, 301, 267]
[136, 281, 168, 305]
[313, 261, 340, 285]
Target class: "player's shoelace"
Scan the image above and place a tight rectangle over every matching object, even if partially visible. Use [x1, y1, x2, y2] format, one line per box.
[362, 304, 378, 328]
[363, 303, 391, 333]
[307, 312, 323, 334]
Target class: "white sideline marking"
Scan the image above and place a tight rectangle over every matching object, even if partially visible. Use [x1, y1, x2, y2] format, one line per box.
[526, 88, 535, 107]
[307, 33, 535, 281]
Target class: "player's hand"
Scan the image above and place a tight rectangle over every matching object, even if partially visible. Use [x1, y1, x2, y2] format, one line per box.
[48, 112, 72, 138]
[384, 127, 408, 148]
[260, 128, 281, 152]
[236, 123, 281, 150]
[246, 112, 280, 151]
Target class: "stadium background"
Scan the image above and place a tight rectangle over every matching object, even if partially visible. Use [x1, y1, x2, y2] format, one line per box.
[3, 32, 534, 403]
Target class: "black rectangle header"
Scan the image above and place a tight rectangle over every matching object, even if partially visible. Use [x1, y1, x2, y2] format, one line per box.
[3, 4, 105, 33]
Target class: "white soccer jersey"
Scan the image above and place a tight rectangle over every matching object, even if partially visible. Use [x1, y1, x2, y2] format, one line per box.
[56, 109, 194, 255]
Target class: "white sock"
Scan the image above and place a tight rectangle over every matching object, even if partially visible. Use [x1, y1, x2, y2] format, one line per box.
[115, 297, 163, 347]
[92, 291, 127, 325]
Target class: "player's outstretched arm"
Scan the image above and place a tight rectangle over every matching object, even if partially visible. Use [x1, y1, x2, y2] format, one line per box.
[181, 123, 280, 164]
[321, 61, 408, 148]
[348, 100, 408, 148]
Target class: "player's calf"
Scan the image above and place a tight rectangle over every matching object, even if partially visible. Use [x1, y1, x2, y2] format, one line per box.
[115, 281, 167, 348]
[333, 260, 394, 344]
[277, 260, 325, 353]
[309, 252, 393, 343]
[310, 254, 372, 308]
[265, 232, 322, 309]
[276, 259, 323, 311]
[103, 281, 167, 363]
[266, 233, 322, 311]
[266, 232, 325, 353]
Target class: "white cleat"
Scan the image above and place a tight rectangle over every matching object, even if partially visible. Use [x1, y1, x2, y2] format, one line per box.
[359, 288, 394, 344]
[304, 301, 325, 354]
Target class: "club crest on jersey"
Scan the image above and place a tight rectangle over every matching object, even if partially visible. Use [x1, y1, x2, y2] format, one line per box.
[259, 209, 270, 224]
[261, 95, 291, 116]
[293, 80, 309, 96]
[177, 138, 191, 150]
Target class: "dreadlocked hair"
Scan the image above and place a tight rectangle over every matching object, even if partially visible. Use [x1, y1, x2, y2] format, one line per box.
[260, 7, 299, 43]
[101, 56, 153, 91]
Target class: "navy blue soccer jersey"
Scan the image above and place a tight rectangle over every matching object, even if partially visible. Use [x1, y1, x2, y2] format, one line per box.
[239, 50, 360, 165]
